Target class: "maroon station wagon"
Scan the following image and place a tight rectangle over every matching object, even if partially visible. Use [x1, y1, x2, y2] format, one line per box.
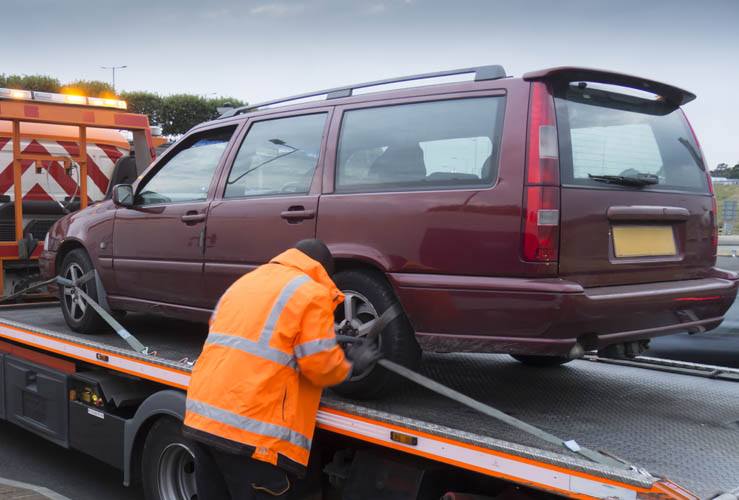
[41, 65, 738, 397]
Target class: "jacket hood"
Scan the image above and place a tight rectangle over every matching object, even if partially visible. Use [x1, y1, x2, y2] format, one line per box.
[271, 248, 344, 306]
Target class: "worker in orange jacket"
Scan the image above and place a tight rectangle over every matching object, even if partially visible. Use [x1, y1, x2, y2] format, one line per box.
[184, 239, 379, 499]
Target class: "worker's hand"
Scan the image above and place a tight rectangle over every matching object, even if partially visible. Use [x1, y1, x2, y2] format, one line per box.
[346, 341, 382, 377]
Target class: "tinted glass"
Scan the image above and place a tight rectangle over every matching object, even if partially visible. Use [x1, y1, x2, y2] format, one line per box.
[336, 97, 504, 192]
[225, 114, 326, 198]
[556, 84, 708, 193]
[137, 127, 235, 205]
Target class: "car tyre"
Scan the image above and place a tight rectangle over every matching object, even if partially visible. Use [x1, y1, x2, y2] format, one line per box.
[332, 269, 421, 400]
[142, 417, 226, 500]
[59, 248, 108, 334]
[510, 354, 573, 367]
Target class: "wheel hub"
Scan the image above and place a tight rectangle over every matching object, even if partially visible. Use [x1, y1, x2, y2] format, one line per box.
[63, 263, 88, 321]
[335, 290, 381, 382]
[157, 443, 198, 500]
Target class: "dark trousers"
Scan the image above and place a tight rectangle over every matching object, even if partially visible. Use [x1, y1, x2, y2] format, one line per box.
[196, 447, 292, 500]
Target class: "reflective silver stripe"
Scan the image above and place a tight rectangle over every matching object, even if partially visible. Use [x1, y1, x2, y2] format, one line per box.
[207, 334, 296, 369]
[257, 275, 311, 345]
[294, 337, 337, 359]
[187, 399, 311, 450]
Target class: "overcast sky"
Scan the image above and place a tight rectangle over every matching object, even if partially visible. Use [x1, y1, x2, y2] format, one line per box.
[2, 0, 738, 166]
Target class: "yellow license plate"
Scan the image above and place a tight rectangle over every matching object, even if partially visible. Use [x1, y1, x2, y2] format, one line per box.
[612, 225, 676, 258]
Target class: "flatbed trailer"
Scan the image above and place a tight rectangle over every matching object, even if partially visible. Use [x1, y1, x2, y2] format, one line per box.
[0, 304, 737, 499]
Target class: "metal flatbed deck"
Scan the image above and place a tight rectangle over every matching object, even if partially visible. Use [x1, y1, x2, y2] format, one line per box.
[1, 304, 738, 498]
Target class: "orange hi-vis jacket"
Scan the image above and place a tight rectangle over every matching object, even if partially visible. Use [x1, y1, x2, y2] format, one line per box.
[183, 249, 352, 476]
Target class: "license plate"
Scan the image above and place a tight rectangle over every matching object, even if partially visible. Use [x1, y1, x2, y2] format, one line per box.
[612, 225, 676, 258]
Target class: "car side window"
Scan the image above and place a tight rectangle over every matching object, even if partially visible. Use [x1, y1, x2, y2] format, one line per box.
[336, 97, 504, 192]
[224, 113, 327, 198]
[136, 126, 236, 206]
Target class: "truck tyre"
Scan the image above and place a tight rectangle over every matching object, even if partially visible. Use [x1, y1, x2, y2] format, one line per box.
[142, 417, 226, 500]
[59, 248, 108, 334]
[332, 269, 421, 400]
[510, 354, 573, 367]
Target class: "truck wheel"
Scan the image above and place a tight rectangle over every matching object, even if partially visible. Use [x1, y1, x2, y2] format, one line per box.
[59, 249, 108, 334]
[142, 417, 224, 500]
[510, 354, 573, 367]
[332, 269, 421, 400]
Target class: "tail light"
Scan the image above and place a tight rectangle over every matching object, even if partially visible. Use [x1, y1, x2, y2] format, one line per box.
[523, 186, 560, 261]
[522, 82, 560, 262]
[710, 193, 718, 255]
[681, 109, 717, 255]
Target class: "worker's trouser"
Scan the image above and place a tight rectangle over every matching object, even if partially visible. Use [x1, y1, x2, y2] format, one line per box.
[196, 446, 292, 500]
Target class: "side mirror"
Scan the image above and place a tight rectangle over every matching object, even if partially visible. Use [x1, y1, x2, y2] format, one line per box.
[112, 184, 134, 208]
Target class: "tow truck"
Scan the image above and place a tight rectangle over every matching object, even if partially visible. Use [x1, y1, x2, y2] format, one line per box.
[0, 89, 738, 500]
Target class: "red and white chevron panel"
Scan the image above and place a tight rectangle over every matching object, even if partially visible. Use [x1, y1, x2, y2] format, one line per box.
[0, 137, 126, 202]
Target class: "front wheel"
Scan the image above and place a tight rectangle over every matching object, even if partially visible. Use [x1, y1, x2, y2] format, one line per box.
[510, 354, 573, 367]
[59, 249, 108, 334]
[332, 269, 421, 400]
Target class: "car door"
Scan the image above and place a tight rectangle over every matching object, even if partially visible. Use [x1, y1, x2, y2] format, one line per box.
[111, 124, 238, 308]
[203, 110, 331, 301]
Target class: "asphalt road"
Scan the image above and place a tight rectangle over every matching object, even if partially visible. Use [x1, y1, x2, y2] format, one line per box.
[646, 256, 739, 368]
[0, 258, 738, 499]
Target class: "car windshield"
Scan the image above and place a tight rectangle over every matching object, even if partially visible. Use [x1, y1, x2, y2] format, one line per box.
[555, 83, 709, 193]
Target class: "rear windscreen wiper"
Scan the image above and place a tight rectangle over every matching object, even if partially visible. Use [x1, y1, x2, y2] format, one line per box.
[588, 173, 659, 187]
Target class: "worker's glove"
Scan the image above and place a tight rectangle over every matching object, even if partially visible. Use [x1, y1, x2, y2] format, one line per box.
[346, 341, 382, 377]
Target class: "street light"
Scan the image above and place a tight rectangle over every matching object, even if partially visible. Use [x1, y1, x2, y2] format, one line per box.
[100, 65, 127, 93]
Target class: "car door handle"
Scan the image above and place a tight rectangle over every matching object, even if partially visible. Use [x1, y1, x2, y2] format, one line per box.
[281, 208, 316, 222]
[181, 212, 207, 224]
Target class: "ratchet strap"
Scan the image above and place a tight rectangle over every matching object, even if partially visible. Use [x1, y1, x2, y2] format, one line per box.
[56, 271, 152, 356]
[347, 305, 630, 470]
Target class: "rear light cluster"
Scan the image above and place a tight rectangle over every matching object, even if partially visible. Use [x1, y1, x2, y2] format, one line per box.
[681, 109, 717, 256]
[522, 82, 560, 262]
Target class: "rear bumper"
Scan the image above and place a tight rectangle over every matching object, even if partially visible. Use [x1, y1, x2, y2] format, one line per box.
[389, 269, 738, 355]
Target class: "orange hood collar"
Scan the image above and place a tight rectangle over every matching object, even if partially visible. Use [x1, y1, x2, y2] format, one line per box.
[271, 248, 344, 305]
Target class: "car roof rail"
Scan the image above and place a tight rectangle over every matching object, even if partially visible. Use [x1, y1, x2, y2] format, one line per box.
[221, 64, 507, 118]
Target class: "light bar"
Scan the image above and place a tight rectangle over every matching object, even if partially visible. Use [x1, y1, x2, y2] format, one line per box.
[0, 87, 127, 110]
[0, 88, 32, 100]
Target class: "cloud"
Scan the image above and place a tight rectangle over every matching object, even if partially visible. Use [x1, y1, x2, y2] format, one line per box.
[366, 3, 386, 14]
[250, 2, 306, 16]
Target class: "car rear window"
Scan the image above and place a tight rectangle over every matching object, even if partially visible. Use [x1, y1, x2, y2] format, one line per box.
[555, 83, 709, 193]
[336, 96, 504, 192]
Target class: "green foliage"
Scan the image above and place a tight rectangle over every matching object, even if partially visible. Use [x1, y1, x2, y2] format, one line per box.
[158, 94, 247, 135]
[713, 164, 739, 179]
[1, 72, 247, 135]
[160, 94, 213, 135]
[120, 91, 164, 126]
[62, 79, 115, 97]
[0, 74, 61, 92]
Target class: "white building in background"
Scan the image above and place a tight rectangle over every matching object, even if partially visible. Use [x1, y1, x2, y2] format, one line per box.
[712, 177, 739, 185]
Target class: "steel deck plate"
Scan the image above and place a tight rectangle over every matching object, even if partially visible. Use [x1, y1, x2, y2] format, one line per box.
[0, 305, 737, 496]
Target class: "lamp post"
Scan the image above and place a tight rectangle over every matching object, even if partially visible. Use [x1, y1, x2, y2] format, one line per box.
[100, 65, 127, 93]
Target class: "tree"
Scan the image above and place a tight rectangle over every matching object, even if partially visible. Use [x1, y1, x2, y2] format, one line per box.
[120, 91, 164, 125]
[61, 79, 115, 98]
[159, 94, 247, 135]
[0, 74, 60, 92]
[160, 94, 214, 135]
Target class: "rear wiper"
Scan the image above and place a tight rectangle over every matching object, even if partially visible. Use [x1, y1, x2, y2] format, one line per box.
[588, 173, 659, 187]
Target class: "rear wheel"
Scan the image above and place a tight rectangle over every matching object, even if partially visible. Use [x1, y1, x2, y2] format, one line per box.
[59, 249, 108, 334]
[332, 269, 421, 400]
[142, 418, 225, 500]
[510, 354, 573, 367]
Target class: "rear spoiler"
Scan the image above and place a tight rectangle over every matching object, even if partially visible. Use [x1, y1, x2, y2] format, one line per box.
[523, 67, 696, 106]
